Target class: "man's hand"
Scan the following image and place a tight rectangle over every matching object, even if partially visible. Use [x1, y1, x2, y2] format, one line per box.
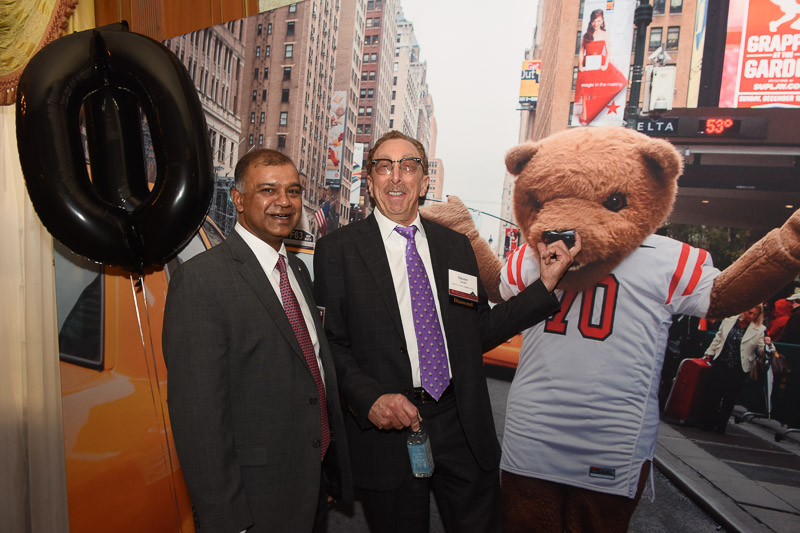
[368, 394, 421, 431]
[537, 232, 582, 292]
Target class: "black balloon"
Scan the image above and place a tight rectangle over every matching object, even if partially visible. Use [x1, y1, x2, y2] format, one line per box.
[16, 23, 213, 272]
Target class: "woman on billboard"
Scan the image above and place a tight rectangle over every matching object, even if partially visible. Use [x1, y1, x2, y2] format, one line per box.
[575, 9, 627, 125]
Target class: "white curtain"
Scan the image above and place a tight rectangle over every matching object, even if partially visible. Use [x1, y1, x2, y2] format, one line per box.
[0, 3, 94, 529]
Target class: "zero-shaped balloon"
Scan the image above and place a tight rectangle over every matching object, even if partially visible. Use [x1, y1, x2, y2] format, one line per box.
[16, 23, 213, 272]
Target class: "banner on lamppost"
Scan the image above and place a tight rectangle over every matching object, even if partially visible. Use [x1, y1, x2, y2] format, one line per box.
[350, 142, 364, 205]
[719, 0, 800, 108]
[519, 59, 541, 103]
[570, 0, 636, 127]
[326, 90, 347, 188]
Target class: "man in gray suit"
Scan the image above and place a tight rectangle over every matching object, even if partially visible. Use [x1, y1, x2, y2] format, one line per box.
[163, 149, 351, 533]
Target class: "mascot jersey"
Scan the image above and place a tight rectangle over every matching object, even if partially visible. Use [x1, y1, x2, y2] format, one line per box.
[499, 234, 719, 498]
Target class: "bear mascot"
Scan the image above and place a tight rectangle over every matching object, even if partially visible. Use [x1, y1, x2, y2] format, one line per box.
[420, 126, 800, 533]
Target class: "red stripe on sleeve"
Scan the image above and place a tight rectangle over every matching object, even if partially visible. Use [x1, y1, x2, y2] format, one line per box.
[516, 243, 528, 291]
[682, 249, 708, 296]
[506, 249, 517, 286]
[666, 243, 691, 304]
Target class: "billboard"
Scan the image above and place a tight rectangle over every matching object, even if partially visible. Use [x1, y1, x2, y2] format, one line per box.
[719, 0, 800, 108]
[325, 90, 347, 188]
[350, 142, 364, 205]
[570, 0, 636, 127]
[519, 59, 541, 103]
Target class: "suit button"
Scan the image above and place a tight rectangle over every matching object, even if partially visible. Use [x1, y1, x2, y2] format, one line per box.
[313, 439, 321, 448]
[310, 397, 318, 405]
[400, 346, 408, 354]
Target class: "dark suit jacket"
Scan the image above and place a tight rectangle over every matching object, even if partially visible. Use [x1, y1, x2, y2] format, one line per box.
[313, 214, 559, 490]
[163, 230, 352, 533]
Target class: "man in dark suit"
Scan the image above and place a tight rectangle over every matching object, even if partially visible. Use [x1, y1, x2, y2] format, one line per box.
[163, 149, 351, 533]
[314, 131, 579, 532]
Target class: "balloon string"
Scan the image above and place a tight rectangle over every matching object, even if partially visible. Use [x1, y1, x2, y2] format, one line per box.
[129, 273, 184, 532]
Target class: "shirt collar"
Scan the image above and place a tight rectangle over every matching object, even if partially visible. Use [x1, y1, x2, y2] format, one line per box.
[234, 222, 287, 268]
[373, 208, 426, 242]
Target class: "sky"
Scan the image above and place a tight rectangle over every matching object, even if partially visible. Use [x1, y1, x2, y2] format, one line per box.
[398, 0, 539, 242]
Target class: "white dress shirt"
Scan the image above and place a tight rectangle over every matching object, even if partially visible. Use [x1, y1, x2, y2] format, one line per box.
[234, 223, 325, 383]
[373, 209, 452, 387]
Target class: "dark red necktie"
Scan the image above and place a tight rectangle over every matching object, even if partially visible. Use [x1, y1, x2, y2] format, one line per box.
[276, 255, 330, 459]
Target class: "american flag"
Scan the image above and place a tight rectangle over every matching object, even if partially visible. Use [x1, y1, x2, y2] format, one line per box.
[314, 202, 330, 236]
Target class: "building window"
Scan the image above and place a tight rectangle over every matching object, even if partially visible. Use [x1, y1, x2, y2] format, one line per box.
[366, 18, 373, 28]
[254, 68, 259, 80]
[366, 106, 373, 116]
[252, 90, 257, 101]
[666, 26, 680, 51]
[368, 88, 374, 98]
[266, 45, 271, 56]
[255, 45, 260, 57]
[361, 71, 368, 81]
[249, 134, 254, 145]
[283, 66, 292, 80]
[279, 112, 288, 126]
[373, 35, 379, 45]
[258, 134, 264, 146]
[578, 0, 584, 18]
[670, 0, 683, 13]
[250, 112, 255, 123]
[364, 124, 372, 134]
[357, 124, 364, 134]
[363, 53, 370, 63]
[257, 23, 262, 35]
[653, 0, 665, 15]
[260, 111, 265, 123]
[575, 31, 582, 54]
[373, 17, 380, 27]
[368, 0, 374, 8]
[287, 21, 295, 36]
[364, 36, 370, 46]
[648, 27, 663, 51]
[392, 76, 397, 85]
[277, 135, 286, 148]
[264, 67, 269, 79]
[282, 89, 290, 103]
[369, 71, 375, 80]
[289, 3, 296, 13]
[267, 23, 272, 34]
[389, 104, 394, 113]
[360, 89, 366, 98]
[391, 91, 396, 100]
[285, 44, 293, 58]
[370, 53, 377, 62]
[262, 89, 267, 100]
[572, 67, 578, 90]
[389, 119, 393, 128]
[358, 107, 365, 116]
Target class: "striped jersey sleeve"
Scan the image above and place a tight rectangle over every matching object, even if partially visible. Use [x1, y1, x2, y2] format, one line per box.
[499, 243, 537, 301]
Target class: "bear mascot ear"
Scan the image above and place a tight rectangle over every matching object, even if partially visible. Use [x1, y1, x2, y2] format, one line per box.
[505, 142, 540, 177]
[637, 135, 683, 187]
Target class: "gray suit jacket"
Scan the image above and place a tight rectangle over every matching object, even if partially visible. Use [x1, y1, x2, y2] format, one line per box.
[163, 230, 351, 533]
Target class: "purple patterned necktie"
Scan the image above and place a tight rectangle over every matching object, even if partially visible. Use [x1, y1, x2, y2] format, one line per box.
[394, 225, 450, 400]
[276, 255, 330, 459]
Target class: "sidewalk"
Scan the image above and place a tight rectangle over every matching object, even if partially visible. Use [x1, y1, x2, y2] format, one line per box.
[655, 407, 800, 533]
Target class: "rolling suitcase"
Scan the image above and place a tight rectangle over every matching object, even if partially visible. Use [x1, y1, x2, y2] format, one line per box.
[664, 357, 712, 424]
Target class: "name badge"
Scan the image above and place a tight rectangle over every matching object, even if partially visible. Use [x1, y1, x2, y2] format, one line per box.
[448, 269, 478, 307]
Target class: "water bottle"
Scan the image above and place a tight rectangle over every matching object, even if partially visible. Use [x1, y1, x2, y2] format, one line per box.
[407, 423, 434, 478]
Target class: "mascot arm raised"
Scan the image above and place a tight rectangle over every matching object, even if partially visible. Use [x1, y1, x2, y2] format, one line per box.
[419, 196, 505, 303]
[708, 210, 800, 319]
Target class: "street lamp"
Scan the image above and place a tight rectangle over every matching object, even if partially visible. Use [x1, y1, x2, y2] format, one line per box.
[625, 0, 653, 128]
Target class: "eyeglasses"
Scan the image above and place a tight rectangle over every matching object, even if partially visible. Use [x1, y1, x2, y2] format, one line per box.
[370, 157, 422, 175]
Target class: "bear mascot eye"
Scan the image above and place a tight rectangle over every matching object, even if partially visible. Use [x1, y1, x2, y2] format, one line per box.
[602, 193, 627, 212]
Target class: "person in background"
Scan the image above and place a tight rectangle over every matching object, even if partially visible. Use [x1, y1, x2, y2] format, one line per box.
[767, 297, 793, 341]
[775, 293, 800, 344]
[702, 305, 771, 433]
[163, 149, 351, 532]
